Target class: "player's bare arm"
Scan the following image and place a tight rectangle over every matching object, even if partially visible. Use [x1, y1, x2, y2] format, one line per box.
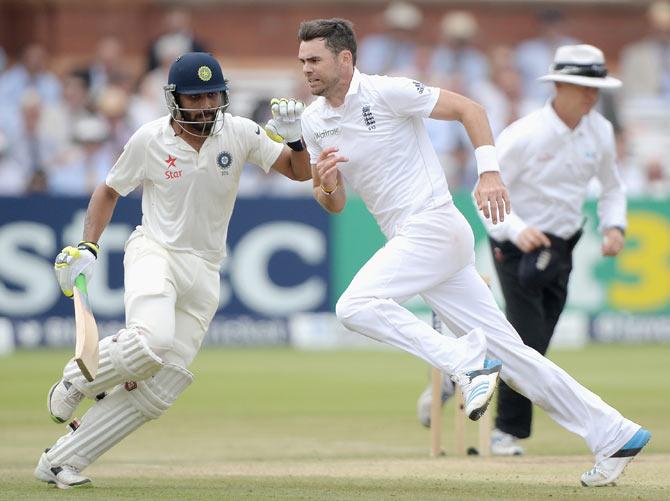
[54, 182, 120, 299]
[312, 146, 347, 213]
[82, 182, 121, 243]
[270, 147, 311, 181]
[430, 89, 511, 225]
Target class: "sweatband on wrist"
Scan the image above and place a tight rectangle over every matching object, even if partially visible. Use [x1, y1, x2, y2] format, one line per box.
[287, 139, 305, 152]
[474, 145, 500, 176]
[78, 241, 99, 258]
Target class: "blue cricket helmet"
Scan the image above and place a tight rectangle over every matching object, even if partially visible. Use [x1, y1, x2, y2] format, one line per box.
[166, 52, 228, 94]
[164, 52, 230, 136]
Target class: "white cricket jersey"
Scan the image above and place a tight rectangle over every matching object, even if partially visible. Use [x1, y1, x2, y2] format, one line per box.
[301, 69, 450, 238]
[106, 114, 283, 263]
[483, 102, 627, 242]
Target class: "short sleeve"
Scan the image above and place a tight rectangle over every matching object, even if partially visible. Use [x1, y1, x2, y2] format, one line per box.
[105, 132, 146, 196]
[241, 118, 283, 173]
[375, 76, 440, 118]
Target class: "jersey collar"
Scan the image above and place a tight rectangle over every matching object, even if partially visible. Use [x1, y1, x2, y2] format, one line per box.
[346, 68, 362, 98]
[544, 102, 567, 135]
[162, 115, 181, 146]
[543, 100, 589, 136]
[321, 68, 361, 119]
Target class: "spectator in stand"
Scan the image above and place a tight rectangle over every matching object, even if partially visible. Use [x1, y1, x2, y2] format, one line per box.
[41, 69, 95, 156]
[147, 7, 207, 72]
[471, 46, 537, 136]
[430, 11, 489, 96]
[88, 37, 133, 98]
[357, 1, 423, 75]
[515, 9, 577, 106]
[3, 90, 60, 194]
[96, 85, 137, 158]
[0, 43, 62, 133]
[620, 1, 670, 101]
[0, 129, 28, 196]
[47, 115, 115, 196]
[136, 33, 192, 123]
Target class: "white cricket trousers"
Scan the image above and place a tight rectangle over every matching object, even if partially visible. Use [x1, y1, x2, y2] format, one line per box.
[336, 201, 638, 460]
[123, 230, 220, 368]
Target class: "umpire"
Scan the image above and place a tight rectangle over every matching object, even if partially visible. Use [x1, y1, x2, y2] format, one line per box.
[483, 44, 627, 456]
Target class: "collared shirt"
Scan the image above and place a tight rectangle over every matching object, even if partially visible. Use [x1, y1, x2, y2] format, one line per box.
[484, 102, 626, 242]
[302, 69, 447, 238]
[106, 114, 282, 263]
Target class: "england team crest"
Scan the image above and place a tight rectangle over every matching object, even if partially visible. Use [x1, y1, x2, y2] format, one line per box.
[217, 151, 232, 175]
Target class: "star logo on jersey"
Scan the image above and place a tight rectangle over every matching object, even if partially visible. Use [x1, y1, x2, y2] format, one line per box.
[217, 151, 232, 176]
[164, 154, 183, 180]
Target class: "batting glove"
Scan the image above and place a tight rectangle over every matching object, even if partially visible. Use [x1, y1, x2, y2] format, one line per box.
[54, 241, 99, 298]
[264, 98, 304, 145]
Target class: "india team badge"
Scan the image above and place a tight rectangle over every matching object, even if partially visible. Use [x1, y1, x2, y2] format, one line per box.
[217, 151, 232, 175]
[198, 65, 212, 81]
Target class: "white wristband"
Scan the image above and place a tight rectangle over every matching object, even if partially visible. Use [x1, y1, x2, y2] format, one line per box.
[474, 145, 500, 176]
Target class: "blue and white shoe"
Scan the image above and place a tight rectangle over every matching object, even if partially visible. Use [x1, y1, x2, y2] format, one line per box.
[581, 427, 651, 487]
[458, 359, 502, 421]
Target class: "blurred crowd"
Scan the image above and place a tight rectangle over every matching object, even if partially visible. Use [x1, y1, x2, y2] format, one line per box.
[0, 2, 669, 198]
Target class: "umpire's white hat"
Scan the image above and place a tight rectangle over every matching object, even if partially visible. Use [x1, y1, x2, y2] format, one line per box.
[538, 44, 622, 89]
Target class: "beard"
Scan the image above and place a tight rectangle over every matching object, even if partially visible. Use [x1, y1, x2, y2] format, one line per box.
[181, 109, 217, 135]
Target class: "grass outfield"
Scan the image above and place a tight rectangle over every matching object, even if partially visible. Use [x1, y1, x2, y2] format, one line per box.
[1, 344, 669, 500]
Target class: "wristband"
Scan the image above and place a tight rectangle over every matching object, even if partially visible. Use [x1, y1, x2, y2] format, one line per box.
[78, 241, 99, 258]
[474, 145, 500, 176]
[287, 139, 305, 152]
[320, 183, 338, 195]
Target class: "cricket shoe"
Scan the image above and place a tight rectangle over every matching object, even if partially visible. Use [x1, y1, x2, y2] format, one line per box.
[491, 428, 524, 456]
[456, 359, 502, 421]
[417, 375, 455, 427]
[34, 451, 91, 489]
[581, 427, 651, 487]
[48, 379, 84, 423]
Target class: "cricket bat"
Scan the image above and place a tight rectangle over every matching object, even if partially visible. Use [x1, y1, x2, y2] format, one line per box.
[72, 274, 99, 381]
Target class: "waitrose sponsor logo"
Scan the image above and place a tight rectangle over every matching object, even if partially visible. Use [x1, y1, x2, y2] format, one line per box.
[314, 128, 341, 140]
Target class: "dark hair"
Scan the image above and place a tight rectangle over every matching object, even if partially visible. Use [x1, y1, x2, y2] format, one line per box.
[298, 18, 357, 65]
[537, 8, 564, 24]
[69, 68, 92, 90]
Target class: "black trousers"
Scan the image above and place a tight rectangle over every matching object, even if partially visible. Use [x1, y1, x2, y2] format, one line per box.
[490, 233, 579, 439]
